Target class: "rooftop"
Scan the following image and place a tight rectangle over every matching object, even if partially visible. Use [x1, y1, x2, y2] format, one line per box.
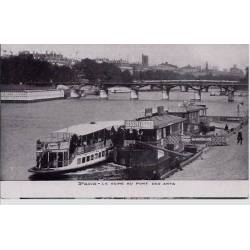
[169, 105, 207, 113]
[56, 120, 124, 136]
[159, 62, 178, 68]
[138, 113, 185, 129]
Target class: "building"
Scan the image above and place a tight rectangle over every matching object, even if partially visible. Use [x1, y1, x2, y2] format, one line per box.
[229, 65, 244, 78]
[95, 58, 110, 64]
[178, 65, 201, 75]
[18, 50, 30, 56]
[33, 52, 76, 67]
[142, 54, 149, 67]
[95, 58, 134, 75]
[132, 64, 151, 73]
[18, 51, 76, 67]
[205, 61, 209, 71]
[152, 62, 178, 72]
[204, 65, 245, 79]
[118, 65, 134, 75]
[111, 59, 134, 74]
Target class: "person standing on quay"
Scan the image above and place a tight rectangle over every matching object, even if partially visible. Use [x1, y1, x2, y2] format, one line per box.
[237, 130, 243, 145]
[224, 124, 229, 132]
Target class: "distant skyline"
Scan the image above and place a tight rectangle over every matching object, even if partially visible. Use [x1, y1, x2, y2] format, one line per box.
[1, 44, 249, 70]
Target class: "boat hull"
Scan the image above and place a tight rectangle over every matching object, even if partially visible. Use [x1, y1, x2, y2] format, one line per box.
[29, 160, 106, 176]
[113, 145, 185, 180]
[29, 147, 112, 176]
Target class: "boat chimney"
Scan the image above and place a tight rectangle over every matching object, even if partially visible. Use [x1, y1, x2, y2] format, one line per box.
[157, 106, 164, 115]
[145, 108, 153, 117]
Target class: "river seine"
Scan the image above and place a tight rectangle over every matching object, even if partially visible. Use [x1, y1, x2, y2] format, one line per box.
[1, 90, 248, 180]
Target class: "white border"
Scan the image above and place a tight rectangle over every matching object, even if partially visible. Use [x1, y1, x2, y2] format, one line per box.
[1, 1, 250, 250]
[1, 180, 249, 199]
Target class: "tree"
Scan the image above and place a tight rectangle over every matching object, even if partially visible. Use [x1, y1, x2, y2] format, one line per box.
[121, 70, 133, 83]
[73, 58, 102, 82]
[0, 55, 76, 85]
[73, 59, 130, 83]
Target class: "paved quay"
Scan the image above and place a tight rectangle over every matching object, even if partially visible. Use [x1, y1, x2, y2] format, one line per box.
[168, 125, 248, 180]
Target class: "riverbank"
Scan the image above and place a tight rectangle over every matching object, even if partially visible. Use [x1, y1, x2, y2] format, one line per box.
[168, 125, 248, 180]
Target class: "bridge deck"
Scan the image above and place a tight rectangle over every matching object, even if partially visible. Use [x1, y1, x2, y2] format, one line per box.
[102, 80, 246, 87]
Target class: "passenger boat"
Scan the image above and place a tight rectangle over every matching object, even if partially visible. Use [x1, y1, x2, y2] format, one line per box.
[28, 120, 124, 175]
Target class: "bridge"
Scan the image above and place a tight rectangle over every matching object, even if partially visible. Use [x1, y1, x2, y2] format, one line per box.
[100, 79, 248, 102]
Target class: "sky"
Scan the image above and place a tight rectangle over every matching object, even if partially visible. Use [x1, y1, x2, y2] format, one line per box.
[1, 44, 248, 70]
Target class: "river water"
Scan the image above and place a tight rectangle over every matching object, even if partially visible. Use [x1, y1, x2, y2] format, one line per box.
[0, 90, 248, 181]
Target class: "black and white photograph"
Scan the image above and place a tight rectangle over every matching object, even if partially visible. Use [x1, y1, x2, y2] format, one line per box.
[1, 2, 250, 250]
[0, 44, 249, 198]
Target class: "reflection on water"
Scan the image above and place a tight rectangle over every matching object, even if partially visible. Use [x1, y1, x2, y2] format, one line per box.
[1, 90, 248, 180]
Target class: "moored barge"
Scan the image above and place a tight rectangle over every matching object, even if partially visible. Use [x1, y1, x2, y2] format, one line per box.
[111, 106, 199, 179]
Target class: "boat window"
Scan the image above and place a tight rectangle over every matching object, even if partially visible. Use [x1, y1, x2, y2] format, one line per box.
[165, 126, 171, 136]
[87, 155, 90, 162]
[94, 132, 99, 143]
[102, 151, 105, 157]
[40, 152, 49, 169]
[58, 152, 63, 168]
[99, 152, 102, 158]
[64, 151, 68, 161]
[156, 129, 161, 140]
[172, 123, 180, 133]
[91, 155, 94, 160]
[162, 127, 166, 138]
[48, 152, 57, 168]
[49, 152, 57, 162]
[77, 158, 81, 165]
[95, 153, 98, 159]
[82, 157, 86, 163]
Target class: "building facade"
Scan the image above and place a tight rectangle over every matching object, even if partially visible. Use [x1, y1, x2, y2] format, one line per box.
[229, 65, 244, 78]
[178, 65, 202, 75]
[18, 51, 76, 67]
[142, 54, 149, 67]
[152, 62, 178, 72]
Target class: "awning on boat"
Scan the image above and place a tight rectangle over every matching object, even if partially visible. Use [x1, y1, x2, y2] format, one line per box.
[55, 120, 124, 136]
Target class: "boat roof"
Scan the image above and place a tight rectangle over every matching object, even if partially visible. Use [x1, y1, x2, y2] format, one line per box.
[139, 114, 185, 129]
[168, 105, 207, 113]
[56, 120, 124, 136]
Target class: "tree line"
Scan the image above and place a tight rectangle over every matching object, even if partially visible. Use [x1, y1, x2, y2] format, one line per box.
[133, 69, 246, 82]
[0, 55, 133, 85]
[0, 54, 248, 87]
[1, 54, 75, 85]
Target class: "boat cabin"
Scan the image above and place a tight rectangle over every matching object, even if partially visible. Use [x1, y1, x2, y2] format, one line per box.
[112, 106, 186, 171]
[168, 103, 207, 134]
[120, 106, 186, 151]
[35, 120, 124, 169]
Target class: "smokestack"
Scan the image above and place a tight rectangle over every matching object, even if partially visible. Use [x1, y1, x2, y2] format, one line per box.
[145, 108, 153, 117]
[157, 106, 164, 115]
